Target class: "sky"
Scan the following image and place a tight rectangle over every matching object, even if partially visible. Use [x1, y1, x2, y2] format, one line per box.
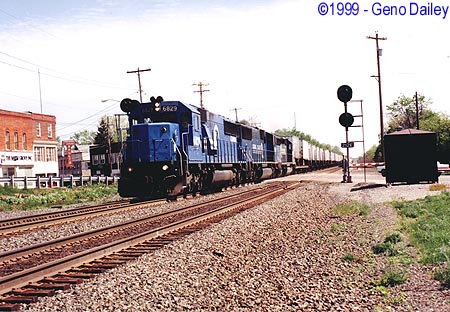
[1, 0, 449, 159]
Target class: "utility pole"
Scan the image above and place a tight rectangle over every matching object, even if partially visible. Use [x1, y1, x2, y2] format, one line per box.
[231, 108, 242, 122]
[294, 112, 297, 130]
[127, 67, 151, 103]
[415, 91, 420, 130]
[38, 69, 43, 113]
[193, 82, 209, 109]
[367, 32, 387, 162]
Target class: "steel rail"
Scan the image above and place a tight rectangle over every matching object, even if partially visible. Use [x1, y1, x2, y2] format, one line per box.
[0, 183, 287, 264]
[0, 181, 300, 296]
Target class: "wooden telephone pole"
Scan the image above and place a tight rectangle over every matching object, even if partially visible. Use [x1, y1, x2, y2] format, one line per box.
[127, 67, 151, 103]
[193, 82, 209, 109]
[367, 32, 387, 161]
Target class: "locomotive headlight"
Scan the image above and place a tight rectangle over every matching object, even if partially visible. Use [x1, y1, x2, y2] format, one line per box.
[161, 126, 167, 133]
[162, 164, 169, 171]
[154, 102, 161, 112]
[127, 167, 133, 172]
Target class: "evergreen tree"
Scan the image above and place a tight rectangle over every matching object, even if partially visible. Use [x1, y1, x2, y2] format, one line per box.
[94, 116, 112, 147]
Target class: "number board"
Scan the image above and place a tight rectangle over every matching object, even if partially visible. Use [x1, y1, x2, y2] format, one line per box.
[162, 105, 178, 112]
[341, 142, 355, 148]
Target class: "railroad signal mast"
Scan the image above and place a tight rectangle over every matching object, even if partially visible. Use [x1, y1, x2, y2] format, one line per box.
[337, 85, 354, 183]
[193, 82, 209, 109]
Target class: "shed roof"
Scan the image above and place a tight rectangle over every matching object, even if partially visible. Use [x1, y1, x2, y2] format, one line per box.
[385, 128, 435, 136]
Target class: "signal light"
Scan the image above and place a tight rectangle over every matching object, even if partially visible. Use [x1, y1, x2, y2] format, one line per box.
[337, 85, 352, 103]
[120, 98, 139, 113]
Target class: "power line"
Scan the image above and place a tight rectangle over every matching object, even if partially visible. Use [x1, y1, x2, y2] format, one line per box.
[0, 8, 59, 39]
[0, 50, 134, 90]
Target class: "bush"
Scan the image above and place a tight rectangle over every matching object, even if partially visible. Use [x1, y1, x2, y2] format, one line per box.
[372, 242, 392, 254]
[373, 269, 407, 287]
[384, 233, 402, 244]
[434, 267, 450, 289]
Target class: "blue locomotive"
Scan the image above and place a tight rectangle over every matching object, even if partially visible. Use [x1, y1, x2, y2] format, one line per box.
[119, 96, 293, 198]
[118, 97, 341, 198]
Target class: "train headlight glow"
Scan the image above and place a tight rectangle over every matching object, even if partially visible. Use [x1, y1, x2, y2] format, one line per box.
[162, 164, 169, 171]
[154, 103, 161, 112]
[127, 167, 133, 172]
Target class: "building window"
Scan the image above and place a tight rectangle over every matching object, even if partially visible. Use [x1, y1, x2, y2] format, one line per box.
[14, 132, 18, 150]
[100, 154, 106, 164]
[22, 133, 27, 150]
[92, 155, 99, 165]
[5, 131, 10, 150]
[34, 147, 45, 161]
[36, 122, 41, 137]
[46, 147, 56, 162]
[48, 124, 53, 138]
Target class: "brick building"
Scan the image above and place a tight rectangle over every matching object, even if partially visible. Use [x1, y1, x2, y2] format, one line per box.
[0, 109, 58, 178]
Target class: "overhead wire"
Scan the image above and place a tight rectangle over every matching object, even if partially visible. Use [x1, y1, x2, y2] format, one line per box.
[0, 51, 134, 90]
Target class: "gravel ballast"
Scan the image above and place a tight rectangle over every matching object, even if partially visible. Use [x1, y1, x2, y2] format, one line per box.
[5, 176, 450, 311]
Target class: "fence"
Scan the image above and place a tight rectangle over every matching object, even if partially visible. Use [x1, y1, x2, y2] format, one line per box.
[0, 176, 119, 190]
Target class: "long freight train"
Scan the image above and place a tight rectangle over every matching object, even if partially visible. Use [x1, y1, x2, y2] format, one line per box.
[118, 97, 341, 198]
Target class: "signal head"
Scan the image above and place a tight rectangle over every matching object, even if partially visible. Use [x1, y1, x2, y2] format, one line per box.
[337, 85, 353, 103]
[120, 98, 139, 113]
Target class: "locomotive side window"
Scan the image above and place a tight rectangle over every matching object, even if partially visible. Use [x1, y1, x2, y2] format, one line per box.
[194, 115, 200, 132]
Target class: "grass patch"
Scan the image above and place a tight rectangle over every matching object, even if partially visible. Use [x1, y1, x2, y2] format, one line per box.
[391, 192, 450, 288]
[392, 192, 450, 264]
[0, 184, 118, 212]
[373, 268, 408, 287]
[372, 233, 403, 256]
[342, 253, 355, 262]
[333, 200, 371, 216]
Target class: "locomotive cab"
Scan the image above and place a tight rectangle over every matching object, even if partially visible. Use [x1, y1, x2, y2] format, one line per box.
[118, 98, 188, 197]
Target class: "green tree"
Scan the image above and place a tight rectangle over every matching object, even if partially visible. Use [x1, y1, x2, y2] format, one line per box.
[94, 116, 112, 147]
[420, 112, 450, 162]
[274, 128, 342, 154]
[71, 130, 96, 145]
[386, 94, 431, 132]
[385, 94, 450, 162]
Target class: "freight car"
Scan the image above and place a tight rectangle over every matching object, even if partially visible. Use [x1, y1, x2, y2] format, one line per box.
[118, 97, 340, 198]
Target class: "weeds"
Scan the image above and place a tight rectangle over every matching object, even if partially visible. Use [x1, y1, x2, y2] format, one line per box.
[434, 267, 450, 288]
[342, 253, 355, 262]
[373, 268, 408, 287]
[390, 192, 450, 288]
[333, 200, 371, 216]
[372, 233, 403, 256]
[0, 184, 118, 211]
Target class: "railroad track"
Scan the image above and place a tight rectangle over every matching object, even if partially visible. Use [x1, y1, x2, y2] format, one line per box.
[0, 181, 301, 311]
[0, 199, 166, 236]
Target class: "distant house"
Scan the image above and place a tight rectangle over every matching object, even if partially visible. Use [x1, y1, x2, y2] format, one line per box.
[0, 109, 58, 178]
[89, 142, 122, 176]
[58, 142, 91, 176]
